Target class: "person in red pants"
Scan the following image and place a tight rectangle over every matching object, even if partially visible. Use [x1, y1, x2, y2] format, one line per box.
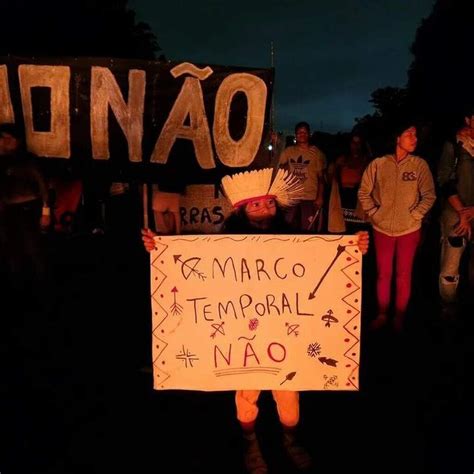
[358, 120, 436, 332]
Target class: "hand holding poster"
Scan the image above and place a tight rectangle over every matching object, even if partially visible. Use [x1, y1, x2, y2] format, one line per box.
[149, 233, 362, 391]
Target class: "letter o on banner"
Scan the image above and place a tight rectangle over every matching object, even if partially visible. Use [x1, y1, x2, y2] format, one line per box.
[213, 73, 267, 167]
[292, 263, 305, 278]
[18, 65, 71, 158]
[267, 342, 286, 363]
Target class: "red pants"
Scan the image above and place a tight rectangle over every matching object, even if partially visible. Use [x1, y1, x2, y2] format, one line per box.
[373, 228, 421, 316]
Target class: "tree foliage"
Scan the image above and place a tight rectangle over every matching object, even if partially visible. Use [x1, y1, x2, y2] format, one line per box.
[369, 87, 409, 119]
[354, 0, 474, 155]
[0, 0, 160, 59]
[407, 0, 474, 134]
[354, 86, 410, 156]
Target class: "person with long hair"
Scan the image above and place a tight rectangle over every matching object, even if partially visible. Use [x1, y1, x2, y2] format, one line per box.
[327, 132, 371, 234]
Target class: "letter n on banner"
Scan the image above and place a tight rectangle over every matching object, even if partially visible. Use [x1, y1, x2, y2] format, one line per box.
[90, 67, 145, 162]
[18, 65, 71, 158]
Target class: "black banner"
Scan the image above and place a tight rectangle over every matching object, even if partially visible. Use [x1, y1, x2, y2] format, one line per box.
[0, 56, 274, 187]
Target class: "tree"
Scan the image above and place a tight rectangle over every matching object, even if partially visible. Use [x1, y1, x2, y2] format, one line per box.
[407, 0, 474, 136]
[354, 86, 410, 156]
[0, 0, 160, 59]
[369, 87, 409, 119]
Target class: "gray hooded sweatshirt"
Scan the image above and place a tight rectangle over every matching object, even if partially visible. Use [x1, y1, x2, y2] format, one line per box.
[358, 154, 436, 237]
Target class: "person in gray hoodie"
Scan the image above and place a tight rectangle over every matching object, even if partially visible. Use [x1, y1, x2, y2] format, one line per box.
[358, 121, 436, 331]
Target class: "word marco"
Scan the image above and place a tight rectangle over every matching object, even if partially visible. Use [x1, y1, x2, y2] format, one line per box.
[211, 256, 306, 281]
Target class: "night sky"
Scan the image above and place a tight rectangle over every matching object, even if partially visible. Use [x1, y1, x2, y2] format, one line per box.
[129, 0, 435, 134]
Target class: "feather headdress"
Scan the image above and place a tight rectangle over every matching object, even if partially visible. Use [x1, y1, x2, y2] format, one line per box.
[221, 168, 304, 208]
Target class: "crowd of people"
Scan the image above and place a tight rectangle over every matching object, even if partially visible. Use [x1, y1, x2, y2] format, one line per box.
[1, 109, 473, 473]
[140, 111, 472, 474]
[271, 115, 473, 324]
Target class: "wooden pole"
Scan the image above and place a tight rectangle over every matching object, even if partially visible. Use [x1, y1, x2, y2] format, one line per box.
[142, 183, 149, 229]
[270, 40, 275, 132]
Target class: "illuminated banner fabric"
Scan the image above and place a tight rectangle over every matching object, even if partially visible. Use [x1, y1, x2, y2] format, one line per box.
[0, 57, 273, 185]
[149, 234, 362, 391]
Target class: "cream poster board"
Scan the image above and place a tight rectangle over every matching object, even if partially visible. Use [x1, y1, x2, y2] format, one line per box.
[150, 234, 362, 391]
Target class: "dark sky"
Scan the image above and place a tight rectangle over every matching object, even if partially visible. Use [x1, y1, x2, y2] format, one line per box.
[129, 0, 435, 134]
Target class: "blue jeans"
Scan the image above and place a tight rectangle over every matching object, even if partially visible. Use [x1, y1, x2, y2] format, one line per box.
[439, 208, 474, 303]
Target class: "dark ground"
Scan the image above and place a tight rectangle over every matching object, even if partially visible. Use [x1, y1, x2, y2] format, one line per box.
[1, 224, 472, 474]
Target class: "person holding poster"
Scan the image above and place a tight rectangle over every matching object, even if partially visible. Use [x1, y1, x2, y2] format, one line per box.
[142, 168, 369, 473]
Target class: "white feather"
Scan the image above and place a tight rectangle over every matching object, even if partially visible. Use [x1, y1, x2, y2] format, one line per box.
[221, 167, 303, 208]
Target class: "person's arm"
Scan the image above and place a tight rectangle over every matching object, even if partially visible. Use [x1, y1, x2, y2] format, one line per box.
[29, 162, 51, 228]
[355, 230, 369, 255]
[410, 160, 436, 220]
[448, 194, 465, 213]
[357, 159, 378, 216]
[459, 205, 474, 221]
[437, 141, 455, 188]
[314, 151, 326, 208]
[141, 228, 157, 252]
[449, 195, 472, 239]
[315, 174, 324, 208]
[456, 151, 474, 222]
[270, 131, 284, 162]
[28, 164, 49, 205]
[278, 148, 289, 171]
[319, 150, 328, 184]
[437, 143, 472, 236]
[441, 165, 472, 236]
